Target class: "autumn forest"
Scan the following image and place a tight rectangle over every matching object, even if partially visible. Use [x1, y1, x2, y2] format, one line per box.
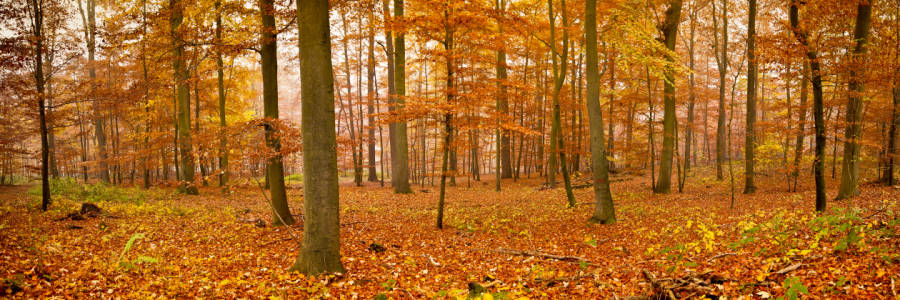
[1, 0, 899, 298]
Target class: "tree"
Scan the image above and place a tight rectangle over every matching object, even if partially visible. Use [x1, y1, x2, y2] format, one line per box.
[585, 0, 615, 224]
[76, 0, 109, 184]
[744, 0, 758, 194]
[215, 0, 229, 191]
[712, 0, 727, 182]
[170, 0, 199, 195]
[836, 0, 874, 200]
[259, 0, 294, 225]
[290, 0, 345, 275]
[497, 0, 512, 180]
[547, 0, 576, 207]
[790, 0, 827, 212]
[653, 0, 683, 194]
[26, 0, 50, 211]
[392, 0, 413, 194]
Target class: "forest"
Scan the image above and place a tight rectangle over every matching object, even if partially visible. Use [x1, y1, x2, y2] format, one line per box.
[0, 0, 899, 298]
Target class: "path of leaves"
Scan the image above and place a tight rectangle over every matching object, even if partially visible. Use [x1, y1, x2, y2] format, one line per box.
[1, 171, 899, 299]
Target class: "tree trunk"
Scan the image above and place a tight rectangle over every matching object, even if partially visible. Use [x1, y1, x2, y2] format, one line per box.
[836, 0, 873, 200]
[585, 0, 616, 224]
[171, 0, 198, 195]
[713, 0, 727, 181]
[792, 61, 809, 191]
[367, 11, 378, 182]
[547, 0, 576, 206]
[78, 0, 109, 183]
[744, 0, 758, 194]
[790, 1, 827, 211]
[259, 0, 293, 223]
[654, 0, 683, 194]
[290, 0, 345, 275]
[216, 0, 229, 190]
[392, 0, 412, 193]
[30, 0, 51, 211]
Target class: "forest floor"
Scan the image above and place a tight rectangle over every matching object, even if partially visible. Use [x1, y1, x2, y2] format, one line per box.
[1, 169, 899, 299]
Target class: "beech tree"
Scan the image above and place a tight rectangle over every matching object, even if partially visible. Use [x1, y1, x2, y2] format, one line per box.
[291, 0, 345, 275]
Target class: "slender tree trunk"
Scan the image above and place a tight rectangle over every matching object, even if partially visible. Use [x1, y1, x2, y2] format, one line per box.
[792, 61, 809, 191]
[78, 0, 109, 183]
[437, 8, 454, 228]
[216, 0, 229, 190]
[497, 0, 512, 179]
[791, 1, 827, 211]
[713, 0, 727, 181]
[836, 0, 873, 200]
[744, 0, 758, 194]
[30, 0, 51, 211]
[259, 0, 293, 223]
[586, 0, 616, 223]
[291, 0, 345, 275]
[367, 12, 378, 182]
[547, 0, 576, 206]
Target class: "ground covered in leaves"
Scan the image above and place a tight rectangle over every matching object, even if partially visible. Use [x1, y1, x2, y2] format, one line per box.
[1, 170, 899, 299]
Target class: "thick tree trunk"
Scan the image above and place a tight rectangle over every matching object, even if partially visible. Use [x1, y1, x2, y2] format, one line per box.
[290, 0, 345, 275]
[836, 1, 873, 200]
[654, 0, 683, 194]
[171, 0, 198, 195]
[392, 0, 412, 193]
[585, 0, 616, 223]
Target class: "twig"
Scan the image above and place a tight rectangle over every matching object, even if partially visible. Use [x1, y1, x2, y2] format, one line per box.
[774, 263, 805, 275]
[706, 252, 738, 262]
[472, 248, 587, 262]
[250, 175, 302, 246]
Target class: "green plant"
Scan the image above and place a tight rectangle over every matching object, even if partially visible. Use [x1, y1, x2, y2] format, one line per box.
[778, 277, 808, 300]
[115, 233, 159, 271]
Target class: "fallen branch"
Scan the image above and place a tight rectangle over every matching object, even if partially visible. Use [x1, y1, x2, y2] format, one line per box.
[472, 248, 587, 262]
[774, 263, 805, 275]
[706, 252, 738, 262]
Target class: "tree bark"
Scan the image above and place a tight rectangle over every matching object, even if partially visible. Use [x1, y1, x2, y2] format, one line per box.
[260, 0, 294, 224]
[391, 0, 412, 193]
[216, 0, 229, 190]
[171, 0, 199, 195]
[291, 0, 345, 275]
[585, 0, 616, 224]
[713, 0, 727, 181]
[790, 0, 827, 211]
[744, 0, 758, 194]
[547, 0, 576, 206]
[653, 0, 683, 194]
[836, 0, 873, 200]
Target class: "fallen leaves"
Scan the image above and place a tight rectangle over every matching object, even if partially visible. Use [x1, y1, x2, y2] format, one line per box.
[1, 174, 898, 299]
